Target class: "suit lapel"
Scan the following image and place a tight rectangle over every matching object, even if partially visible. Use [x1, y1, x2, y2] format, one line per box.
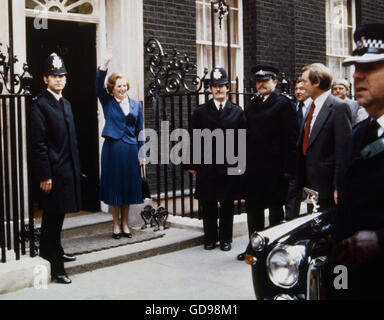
[222, 100, 233, 118]
[351, 118, 371, 160]
[128, 96, 135, 116]
[207, 99, 219, 119]
[61, 97, 74, 130]
[307, 96, 332, 149]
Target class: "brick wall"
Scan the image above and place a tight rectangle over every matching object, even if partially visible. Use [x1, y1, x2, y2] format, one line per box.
[143, 0, 196, 128]
[357, 0, 384, 25]
[143, 0, 197, 198]
[243, 0, 326, 91]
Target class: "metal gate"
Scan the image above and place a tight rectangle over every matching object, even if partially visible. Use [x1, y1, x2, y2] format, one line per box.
[144, 1, 255, 219]
[1, 0, 35, 263]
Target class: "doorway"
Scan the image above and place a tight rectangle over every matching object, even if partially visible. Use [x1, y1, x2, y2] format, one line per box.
[26, 18, 100, 213]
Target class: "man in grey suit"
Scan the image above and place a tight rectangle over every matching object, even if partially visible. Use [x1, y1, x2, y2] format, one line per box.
[332, 78, 368, 125]
[298, 63, 352, 211]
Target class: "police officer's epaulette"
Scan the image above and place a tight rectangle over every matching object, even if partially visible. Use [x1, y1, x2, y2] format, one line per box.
[250, 93, 261, 102]
[280, 92, 294, 101]
[32, 94, 41, 102]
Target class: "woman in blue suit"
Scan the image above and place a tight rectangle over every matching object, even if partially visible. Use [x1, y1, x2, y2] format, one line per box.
[96, 48, 145, 239]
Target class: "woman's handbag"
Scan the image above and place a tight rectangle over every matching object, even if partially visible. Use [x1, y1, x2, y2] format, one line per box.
[141, 165, 151, 200]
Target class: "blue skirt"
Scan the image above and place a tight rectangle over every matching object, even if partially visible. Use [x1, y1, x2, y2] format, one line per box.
[100, 138, 143, 205]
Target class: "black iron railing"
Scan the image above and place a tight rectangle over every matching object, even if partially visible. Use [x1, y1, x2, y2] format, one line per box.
[1, 0, 35, 263]
[0, 94, 36, 263]
[144, 75, 255, 219]
[144, 34, 292, 219]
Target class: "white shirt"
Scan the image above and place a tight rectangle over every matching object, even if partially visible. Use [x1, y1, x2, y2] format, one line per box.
[262, 94, 270, 102]
[47, 88, 62, 101]
[375, 114, 384, 137]
[297, 97, 313, 118]
[213, 99, 227, 111]
[116, 96, 130, 116]
[309, 90, 331, 133]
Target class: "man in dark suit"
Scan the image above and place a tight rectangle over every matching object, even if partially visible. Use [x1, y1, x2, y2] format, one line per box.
[237, 65, 299, 261]
[189, 67, 246, 252]
[323, 21, 384, 299]
[298, 63, 352, 212]
[30, 53, 81, 284]
[332, 78, 368, 125]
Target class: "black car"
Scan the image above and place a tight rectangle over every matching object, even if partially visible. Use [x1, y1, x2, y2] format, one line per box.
[245, 188, 333, 300]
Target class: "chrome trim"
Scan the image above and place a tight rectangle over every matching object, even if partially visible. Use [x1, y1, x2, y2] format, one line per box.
[250, 233, 266, 252]
[274, 294, 298, 300]
[267, 244, 306, 289]
[306, 256, 327, 300]
[255, 212, 325, 248]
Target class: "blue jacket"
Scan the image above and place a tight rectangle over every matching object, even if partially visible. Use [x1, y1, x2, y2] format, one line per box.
[95, 68, 145, 157]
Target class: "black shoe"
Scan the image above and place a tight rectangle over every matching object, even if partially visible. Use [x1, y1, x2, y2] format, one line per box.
[237, 252, 246, 261]
[220, 242, 232, 251]
[122, 231, 133, 238]
[52, 274, 72, 284]
[112, 233, 122, 240]
[62, 254, 77, 263]
[204, 243, 216, 250]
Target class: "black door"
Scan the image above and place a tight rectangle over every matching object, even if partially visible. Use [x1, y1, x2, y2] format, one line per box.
[26, 18, 100, 212]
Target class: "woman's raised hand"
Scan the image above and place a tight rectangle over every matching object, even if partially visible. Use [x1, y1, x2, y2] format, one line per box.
[104, 46, 113, 67]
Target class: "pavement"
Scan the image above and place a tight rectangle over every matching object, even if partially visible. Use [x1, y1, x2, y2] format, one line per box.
[0, 209, 249, 297]
[0, 234, 254, 300]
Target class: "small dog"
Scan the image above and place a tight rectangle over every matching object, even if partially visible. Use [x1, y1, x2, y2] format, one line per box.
[141, 205, 169, 232]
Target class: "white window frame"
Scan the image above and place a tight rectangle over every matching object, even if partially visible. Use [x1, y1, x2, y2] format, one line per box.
[196, 0, 244, 94]
[326, 0, 356, 83]
[25, 0, 101, 23]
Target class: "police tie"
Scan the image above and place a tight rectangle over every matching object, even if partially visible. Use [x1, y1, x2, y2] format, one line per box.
[302, 102, 315, 155]
[363, 119, 381, 147]
[296, 101, 304, 126]
[58, 97, 65, 111]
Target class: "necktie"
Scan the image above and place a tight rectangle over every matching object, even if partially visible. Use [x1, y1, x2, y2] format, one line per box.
[58, 97, 64, 111]
[363, 119, 381, 147]
[302, 102, 315, 155]
[219, 104, 224, 112]
[297, 101, 304, 126]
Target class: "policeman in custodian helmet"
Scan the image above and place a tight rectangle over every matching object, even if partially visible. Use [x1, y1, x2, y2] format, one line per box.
[210, 67, 230, 87]
[30, 53, 81, 284]
[43, 52, 68, 76]
[189, 67, 246, 252]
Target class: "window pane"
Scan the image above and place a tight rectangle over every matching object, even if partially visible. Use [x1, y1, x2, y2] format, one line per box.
[326, 0, 354, 82]
[196, 0, 242, 88]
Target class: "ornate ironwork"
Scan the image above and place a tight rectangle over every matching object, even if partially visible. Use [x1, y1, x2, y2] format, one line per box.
[145, 38, 208, 96]
[213, 0, 229, 30]
[0, 43, 33, 95]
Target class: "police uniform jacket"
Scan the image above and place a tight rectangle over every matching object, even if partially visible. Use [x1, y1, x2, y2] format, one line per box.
[30, 90, 82, 213]
[244, 89, 299, 206]
[325, 118, 384, 297]
[189, 99, 246, 201]
[334, 118, 384, 245]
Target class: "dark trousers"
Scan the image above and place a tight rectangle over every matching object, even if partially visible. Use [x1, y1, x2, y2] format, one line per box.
[244, 200, 285, 253]
[285, 179, 302, 221]
[201, 200, 234, 245]
[39, 211, 66, 276]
